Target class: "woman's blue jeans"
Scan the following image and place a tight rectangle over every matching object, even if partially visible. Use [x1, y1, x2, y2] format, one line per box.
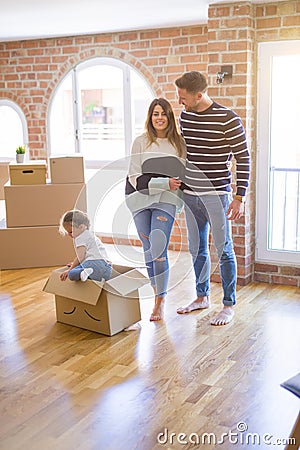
[68, 259, 112, 282]
[133, 202, 176, 297]
[183, 193, 237, 306]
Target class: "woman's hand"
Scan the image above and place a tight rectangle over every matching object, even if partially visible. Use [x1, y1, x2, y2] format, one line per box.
[169, 177, 182, 190]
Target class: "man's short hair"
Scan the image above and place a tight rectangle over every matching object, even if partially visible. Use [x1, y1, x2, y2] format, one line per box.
[175, 71, 208, 93]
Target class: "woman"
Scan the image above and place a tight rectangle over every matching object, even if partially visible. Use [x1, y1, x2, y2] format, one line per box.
[125, 98, 186, 321]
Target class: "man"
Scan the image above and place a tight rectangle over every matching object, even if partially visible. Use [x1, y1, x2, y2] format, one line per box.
[175, 71, 250, 326]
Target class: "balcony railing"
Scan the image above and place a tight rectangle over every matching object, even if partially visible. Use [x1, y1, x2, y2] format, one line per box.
[82, 124, 144, 140]
[269, 167, 300, 252]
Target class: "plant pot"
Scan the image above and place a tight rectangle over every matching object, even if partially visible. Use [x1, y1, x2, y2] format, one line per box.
[16, 154, 25, 163]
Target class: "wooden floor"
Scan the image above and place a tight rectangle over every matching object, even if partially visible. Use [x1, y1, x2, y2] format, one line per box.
[1, 249, 300, 450]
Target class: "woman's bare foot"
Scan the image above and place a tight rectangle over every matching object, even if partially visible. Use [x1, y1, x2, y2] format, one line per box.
[177, 296, 210, 314]
[150, 296, 165, 321]
[210, 306, 234, 326]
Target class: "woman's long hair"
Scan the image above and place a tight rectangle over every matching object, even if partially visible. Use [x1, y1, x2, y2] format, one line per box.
[145, 98, 185, 157]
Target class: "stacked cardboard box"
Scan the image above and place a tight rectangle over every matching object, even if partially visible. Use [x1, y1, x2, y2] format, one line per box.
[0, 157, 86, 269]
[0, 161, 10, 200]
[9, 160, 47, 185]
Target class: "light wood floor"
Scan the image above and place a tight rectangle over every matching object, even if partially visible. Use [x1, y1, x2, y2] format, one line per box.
[1, 249, 300, 450]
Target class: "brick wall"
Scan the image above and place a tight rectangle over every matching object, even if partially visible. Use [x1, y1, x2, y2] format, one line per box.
[0, 1, 299, 287]
[0, 26, 207, 158]
[207, 2, 256, 286]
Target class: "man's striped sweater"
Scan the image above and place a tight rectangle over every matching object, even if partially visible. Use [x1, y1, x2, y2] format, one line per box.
[179, 102, 250, 197]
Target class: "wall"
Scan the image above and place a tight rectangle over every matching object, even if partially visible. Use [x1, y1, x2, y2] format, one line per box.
[207, 1, 300, 287]
[0, 1, 299, 287]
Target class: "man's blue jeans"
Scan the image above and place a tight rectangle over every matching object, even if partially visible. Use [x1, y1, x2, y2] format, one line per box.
[183, 193, 237, 306]
[133, 202, 176, 297]
[68, 259, 112, 282]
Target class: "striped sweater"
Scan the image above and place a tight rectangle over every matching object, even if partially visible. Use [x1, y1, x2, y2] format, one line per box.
[179, 102, 250, 196]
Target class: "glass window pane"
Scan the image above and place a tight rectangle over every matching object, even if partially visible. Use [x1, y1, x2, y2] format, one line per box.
[94, 179, 136, 235]
[269, 54, 300, 252]
[49, 59, 153, 238]
[131, 69, 153, 140]
[270, 55, 300, 169]
[78, 65, 125, 161]
[256, 41, 300, 263]
[49, 73, 75, 155]
[0, 106, 24, 159]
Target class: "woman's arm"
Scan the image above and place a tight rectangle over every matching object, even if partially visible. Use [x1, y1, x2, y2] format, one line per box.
[127, 137, 143, 189]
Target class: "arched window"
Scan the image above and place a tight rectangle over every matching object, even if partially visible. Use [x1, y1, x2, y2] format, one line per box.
[0, 100, 28, 160]
[49, 58, 154, 168]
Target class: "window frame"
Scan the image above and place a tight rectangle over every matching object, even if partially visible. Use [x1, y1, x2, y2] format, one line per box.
[256, 40, 300, 265]
[0, 99, 28, 160]
[48, 57, 154, 169]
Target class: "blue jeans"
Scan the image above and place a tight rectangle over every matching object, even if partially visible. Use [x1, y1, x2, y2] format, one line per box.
[68, 259, 112, 282]
[133, 202, 176, 297]
[183, 193, 237, 306]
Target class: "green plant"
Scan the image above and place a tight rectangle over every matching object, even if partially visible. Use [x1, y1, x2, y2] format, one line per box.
[16, 145, 26, 154]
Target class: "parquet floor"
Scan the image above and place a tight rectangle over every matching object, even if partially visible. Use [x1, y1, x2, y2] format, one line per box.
[0, 248, 300, 450]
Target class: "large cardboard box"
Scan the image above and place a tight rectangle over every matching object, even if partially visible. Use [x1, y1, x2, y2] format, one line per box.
[49, 156, 85, 184]
[4, 182, 86, 227]
[9, 160, 47, 185]
[43, 265, 149, 336]
[0, 225, 75, 269]
[0, 162, 9, 200]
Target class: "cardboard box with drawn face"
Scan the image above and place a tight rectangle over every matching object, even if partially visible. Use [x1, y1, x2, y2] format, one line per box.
[43, 265, 149, 336]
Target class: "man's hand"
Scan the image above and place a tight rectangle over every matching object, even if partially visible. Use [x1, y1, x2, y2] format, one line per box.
[169, 177, 182, 190]
[226, 199, 244, 221]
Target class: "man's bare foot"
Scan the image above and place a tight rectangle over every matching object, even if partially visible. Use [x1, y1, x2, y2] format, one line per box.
[210, 306, 234, 326]
[150, 296, 165, 321]
[177, 296, 210, 314]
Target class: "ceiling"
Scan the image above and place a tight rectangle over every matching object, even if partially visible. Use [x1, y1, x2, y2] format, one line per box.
[0, 0, 272, 42]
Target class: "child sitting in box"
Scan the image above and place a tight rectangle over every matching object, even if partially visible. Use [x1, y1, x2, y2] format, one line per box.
[59, 209, 112, 282]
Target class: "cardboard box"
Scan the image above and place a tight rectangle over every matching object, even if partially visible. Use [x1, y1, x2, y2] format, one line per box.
[0, 162, 9, 200]
[0, 225, 75, 269]
[5, 182, 86, 227]
[43, 265, 149, 336]
[49, 156, 85, 184]
[9, 160, 47, 185]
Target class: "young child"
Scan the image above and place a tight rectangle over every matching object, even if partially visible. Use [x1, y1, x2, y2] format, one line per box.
[59, 209, 112, 282]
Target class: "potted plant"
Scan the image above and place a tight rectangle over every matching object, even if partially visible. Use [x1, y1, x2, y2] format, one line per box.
[16, 145, 26, 163]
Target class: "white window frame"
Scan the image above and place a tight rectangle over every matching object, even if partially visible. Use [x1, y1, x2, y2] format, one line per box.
[256, 40, 300, 265]
[48, 57, 154, 168]
[0, 99, 28, 160]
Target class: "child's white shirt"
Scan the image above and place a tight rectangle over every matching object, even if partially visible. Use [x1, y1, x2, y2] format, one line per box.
[75, 229, 109, 262]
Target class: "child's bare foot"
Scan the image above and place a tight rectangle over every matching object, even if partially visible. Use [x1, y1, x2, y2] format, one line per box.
[150, 296, 165, 322]
[177, 296, 210, 314]
[210, 306, 234, 326]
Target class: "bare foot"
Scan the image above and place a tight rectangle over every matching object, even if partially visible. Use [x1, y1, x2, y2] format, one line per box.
[210, 306, 234, 326]
[150, 296, 165, 322]
[177, 296, 210, 314]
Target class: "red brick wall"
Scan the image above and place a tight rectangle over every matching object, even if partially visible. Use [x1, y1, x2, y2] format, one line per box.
[207, 2, 256, 286]
[0, 1, 299, 287]
[0, 26, 207, 158]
